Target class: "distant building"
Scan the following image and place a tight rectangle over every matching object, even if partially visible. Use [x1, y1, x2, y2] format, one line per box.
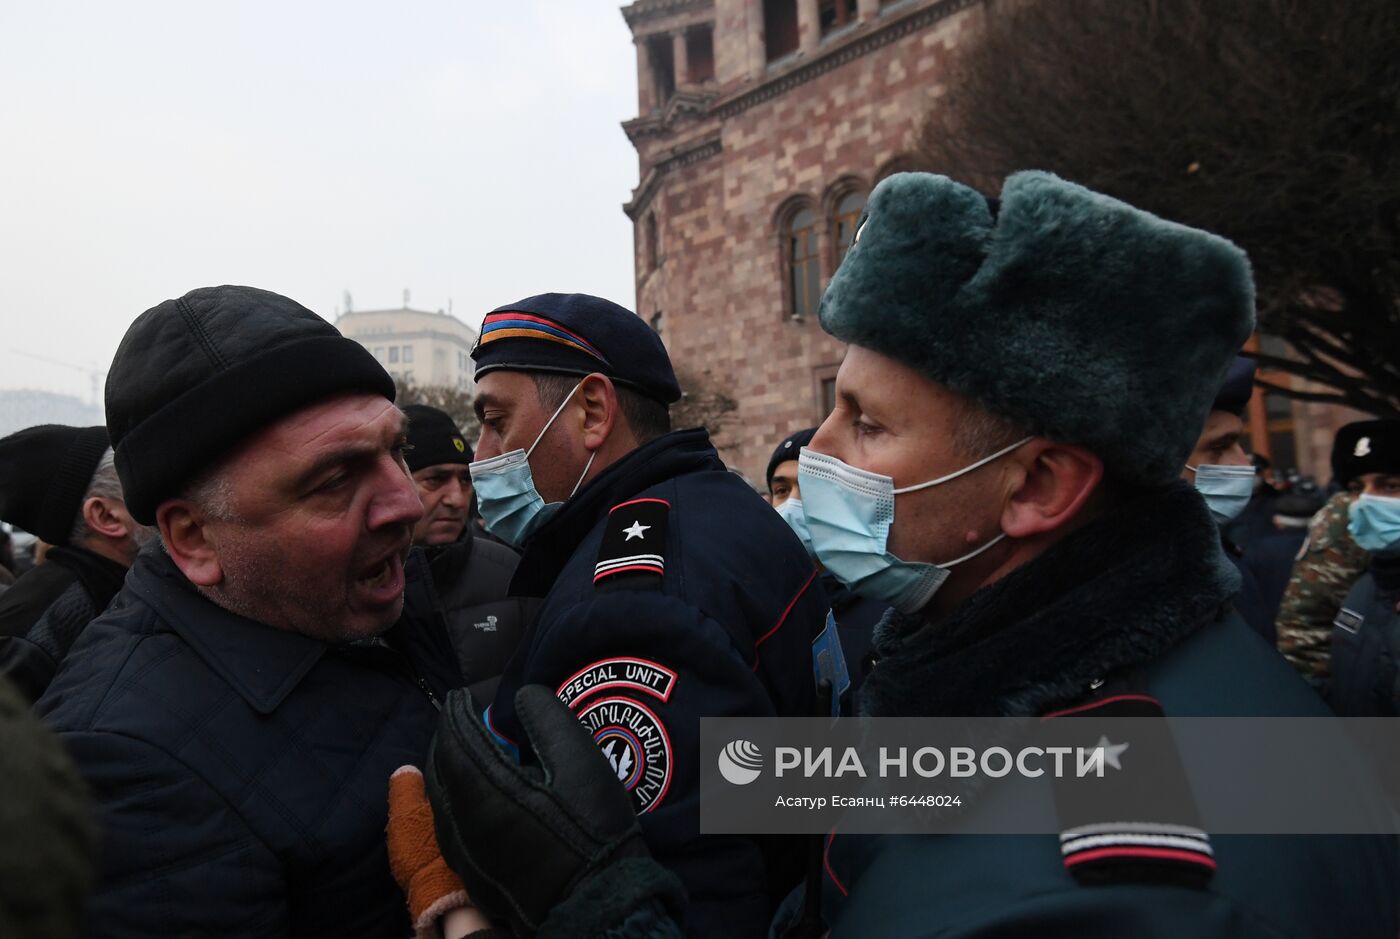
[335, 307, 479, 393]
[620, 0, 978, 479]
[0, 390, 103, 439]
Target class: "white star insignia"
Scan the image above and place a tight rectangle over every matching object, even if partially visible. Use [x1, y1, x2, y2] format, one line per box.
[623, 521, 651, 541]
[1093, 735, 1129, 771]
[1355, 437, 1372, 458]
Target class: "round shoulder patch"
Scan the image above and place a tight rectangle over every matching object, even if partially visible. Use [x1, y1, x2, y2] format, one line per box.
[576, 696, 673, 814]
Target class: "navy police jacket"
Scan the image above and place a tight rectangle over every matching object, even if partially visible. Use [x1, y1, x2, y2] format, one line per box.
[487, 428, 827, 937]
[1330, 548, 1400, 716]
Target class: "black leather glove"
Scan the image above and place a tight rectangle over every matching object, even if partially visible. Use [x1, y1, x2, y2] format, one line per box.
[425, 685, 683, 939]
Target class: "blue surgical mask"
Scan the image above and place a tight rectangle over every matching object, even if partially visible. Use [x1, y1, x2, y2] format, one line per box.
[1187, 463, 1255, 525]
[797, 438, 1030, 614]
[469, 381, 596, 548]
[1348, 494, 1400, 553]
[773, 497, 815, 559]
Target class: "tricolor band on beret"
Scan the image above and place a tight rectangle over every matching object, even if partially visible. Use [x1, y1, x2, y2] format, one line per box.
[472, 293, 682, 405]
[477, 311, 611, 365]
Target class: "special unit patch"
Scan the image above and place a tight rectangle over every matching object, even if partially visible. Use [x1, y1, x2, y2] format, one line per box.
[576, 695, 673, 814]
[595, 497, 670, 590]
[556, 657, 679, 708]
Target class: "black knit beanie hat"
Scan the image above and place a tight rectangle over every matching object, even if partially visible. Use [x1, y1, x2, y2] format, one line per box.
[767, 427, 817, 492]
[402, 404, 472, 472]
[0, 425, 109, 545]
[106, 285, 395, 524]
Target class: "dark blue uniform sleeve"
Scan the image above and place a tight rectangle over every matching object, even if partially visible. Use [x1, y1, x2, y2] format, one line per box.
[492, 588, 785, 936]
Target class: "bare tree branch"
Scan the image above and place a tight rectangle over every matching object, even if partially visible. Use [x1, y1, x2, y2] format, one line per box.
[920, 0, 1400, 417]
[394, 378, 481, 441]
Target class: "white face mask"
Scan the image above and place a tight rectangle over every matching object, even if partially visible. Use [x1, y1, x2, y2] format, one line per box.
[1186, 462, 1255, 525]
[1349, 494, 1400, 553]
[773, 497, 815, 559]
[797, 437, 1031, 613]
[467, 381, 596, 547]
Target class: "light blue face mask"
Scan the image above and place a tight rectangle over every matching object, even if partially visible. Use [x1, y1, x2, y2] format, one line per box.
[468, 380, 596, 548]
[796, 438, 1031, 614]
[773, 497, 816, 560]
[1186, 463, 1255, 525]
[1348, 494, 1400, 553]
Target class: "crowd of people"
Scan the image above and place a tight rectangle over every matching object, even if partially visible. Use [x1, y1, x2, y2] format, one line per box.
[0, 169, 1397, 938]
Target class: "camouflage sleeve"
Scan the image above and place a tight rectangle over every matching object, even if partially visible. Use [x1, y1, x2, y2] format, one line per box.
[1276, 492, 1371, 683]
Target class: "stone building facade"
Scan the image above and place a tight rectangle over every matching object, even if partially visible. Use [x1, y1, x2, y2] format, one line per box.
[620, 0, 1354, 487]
[621, 0, 980, 482]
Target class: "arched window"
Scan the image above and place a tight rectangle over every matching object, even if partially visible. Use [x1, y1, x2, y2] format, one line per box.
[831, 190, 866, 268]
[788, 207, 820, 320]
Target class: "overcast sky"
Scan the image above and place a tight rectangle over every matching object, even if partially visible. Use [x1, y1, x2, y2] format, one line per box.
[0, 1, 640, 404]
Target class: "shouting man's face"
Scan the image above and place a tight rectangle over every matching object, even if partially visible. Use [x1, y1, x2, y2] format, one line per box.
[192, 393, 423, 642]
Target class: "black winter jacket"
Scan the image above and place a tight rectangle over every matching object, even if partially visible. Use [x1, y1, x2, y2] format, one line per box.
[0, 546, 125, 640]
[0, 547, 129, 703]
[35, 545, 461, 938]
[423, 528, 533, 703]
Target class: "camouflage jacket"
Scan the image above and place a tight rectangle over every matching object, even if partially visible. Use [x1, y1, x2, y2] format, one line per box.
[1276, 491, 1371, 684]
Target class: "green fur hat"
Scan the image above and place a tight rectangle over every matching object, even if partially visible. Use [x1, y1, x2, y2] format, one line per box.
[819, 171, 1255, 487]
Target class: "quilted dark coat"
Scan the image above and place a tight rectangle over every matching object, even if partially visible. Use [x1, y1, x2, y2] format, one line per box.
[35, 545, 462, 938]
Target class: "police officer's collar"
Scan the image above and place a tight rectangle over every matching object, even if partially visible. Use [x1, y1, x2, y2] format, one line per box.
[508, 428, 722, 597]
[860, 481, 1235, 719]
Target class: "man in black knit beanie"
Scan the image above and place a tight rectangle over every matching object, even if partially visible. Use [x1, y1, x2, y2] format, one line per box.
[36, 285, 464, 937]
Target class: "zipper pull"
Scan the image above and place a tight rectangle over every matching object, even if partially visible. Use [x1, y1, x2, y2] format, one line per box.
[416, 675, 441, 711]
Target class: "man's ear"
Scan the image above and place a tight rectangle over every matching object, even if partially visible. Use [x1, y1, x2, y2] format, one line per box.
[576, 373, 622, 452]
[82, 496, 133, 541]
[999, 440, 1105, 539]
[156, 499, 224, 586]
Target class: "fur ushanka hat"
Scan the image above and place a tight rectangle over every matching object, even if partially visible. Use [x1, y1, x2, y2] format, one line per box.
[819, 171, 1256, 487]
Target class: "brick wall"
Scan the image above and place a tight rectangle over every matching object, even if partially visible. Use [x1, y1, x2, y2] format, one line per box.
[625, 0, 980, 483]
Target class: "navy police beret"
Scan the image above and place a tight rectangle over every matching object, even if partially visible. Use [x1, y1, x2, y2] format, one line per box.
[1212, 357, 1257, 415]
[472, 293, 681, 405]
[767, 427, 817, 490]
[1333, 419, 1400, 487]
